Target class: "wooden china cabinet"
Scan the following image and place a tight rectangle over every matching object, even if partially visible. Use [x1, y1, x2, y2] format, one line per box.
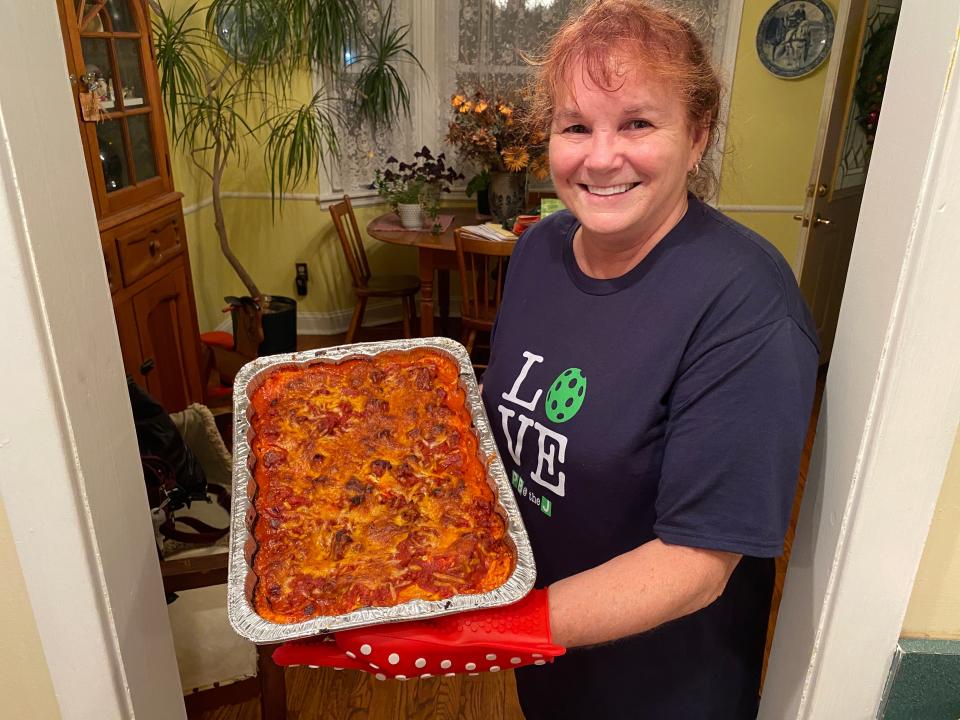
[56, 0, 203, 412]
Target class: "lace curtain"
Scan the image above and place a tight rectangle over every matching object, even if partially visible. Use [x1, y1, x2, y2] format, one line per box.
[322, 0, 730, 199]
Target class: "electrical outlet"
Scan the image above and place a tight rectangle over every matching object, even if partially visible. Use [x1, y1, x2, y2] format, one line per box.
[295, 262, 308, 296]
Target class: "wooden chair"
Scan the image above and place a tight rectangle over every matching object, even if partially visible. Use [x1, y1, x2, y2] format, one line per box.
[454, 229, 516, 367]
[161, 404, 286, 719]
[163, 554, 286, 719]
[329, 195, 420, 343]
[199, 297, 264, 407]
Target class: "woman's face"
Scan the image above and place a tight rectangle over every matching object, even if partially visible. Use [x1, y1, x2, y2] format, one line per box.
[549, 61, 707, 247]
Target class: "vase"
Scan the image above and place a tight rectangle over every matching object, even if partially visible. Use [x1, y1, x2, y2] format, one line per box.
[397, 202, 425, 229]
[489, 171, 527, 226]
[476, 187, 491, 217]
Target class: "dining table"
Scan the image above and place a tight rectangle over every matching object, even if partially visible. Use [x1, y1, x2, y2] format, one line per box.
[366, 205, 481, 337]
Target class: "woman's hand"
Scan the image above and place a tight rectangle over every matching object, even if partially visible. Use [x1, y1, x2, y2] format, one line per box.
[547, 539, 740, 648]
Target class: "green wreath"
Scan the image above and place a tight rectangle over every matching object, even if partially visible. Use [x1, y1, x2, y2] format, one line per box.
[853, 12, 899, 145]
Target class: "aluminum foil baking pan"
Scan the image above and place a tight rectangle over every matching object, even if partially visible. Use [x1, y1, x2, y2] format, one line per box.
[227, 337, 535, 643]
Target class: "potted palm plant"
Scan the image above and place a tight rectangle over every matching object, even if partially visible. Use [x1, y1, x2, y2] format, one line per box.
[151, 0, 422, 351]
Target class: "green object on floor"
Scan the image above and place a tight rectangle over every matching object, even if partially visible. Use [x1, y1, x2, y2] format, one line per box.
[878, 638, 960, 719]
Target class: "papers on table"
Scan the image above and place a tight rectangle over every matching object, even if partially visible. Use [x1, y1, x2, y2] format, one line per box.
[458, 223, 517, 242]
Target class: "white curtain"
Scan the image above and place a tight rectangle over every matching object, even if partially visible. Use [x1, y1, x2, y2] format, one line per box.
[322, 0, 730, 197]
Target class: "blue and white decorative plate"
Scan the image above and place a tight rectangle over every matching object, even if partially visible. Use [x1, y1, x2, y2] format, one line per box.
[756, 0, 836, 79]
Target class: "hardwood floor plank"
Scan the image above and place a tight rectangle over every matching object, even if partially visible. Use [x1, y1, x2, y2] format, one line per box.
[365, 675, 402, 719]
[286, 666, 331, 719]
[503, 671, 525, 719]
[327, 669, 370, 720]
[395, 676, 463, 720]
[458, 672, 507, 720]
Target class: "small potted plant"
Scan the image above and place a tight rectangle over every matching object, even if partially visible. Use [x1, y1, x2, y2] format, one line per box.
[375, 147, 463, 231]
[374, 167, 425, 229]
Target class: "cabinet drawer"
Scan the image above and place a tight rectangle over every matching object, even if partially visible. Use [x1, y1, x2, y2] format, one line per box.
[117, 208, 184, 285]
[102, 237, 122, 294]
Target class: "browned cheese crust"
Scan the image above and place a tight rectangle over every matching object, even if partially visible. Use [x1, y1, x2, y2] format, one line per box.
[249, 348, 515, 623]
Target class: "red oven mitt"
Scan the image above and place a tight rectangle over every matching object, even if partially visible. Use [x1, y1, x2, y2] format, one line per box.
[272, 588, 564, 680]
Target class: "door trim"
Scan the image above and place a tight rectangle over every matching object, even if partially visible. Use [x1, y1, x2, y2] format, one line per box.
[0, 2, 185, 718]
[761, 3, 960, 716]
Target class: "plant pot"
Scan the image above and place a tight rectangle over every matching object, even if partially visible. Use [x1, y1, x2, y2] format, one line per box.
[397, 202, 425, 229]
[258, 295, 297, 355]
[489, 171, 527, 226]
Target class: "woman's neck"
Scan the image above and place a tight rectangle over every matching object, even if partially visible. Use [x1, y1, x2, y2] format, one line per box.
[573, 194, 689, 280]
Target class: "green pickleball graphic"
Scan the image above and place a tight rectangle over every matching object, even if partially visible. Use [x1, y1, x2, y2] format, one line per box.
[545, 368, 587, 423]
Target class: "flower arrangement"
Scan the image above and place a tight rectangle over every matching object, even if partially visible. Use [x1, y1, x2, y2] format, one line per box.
[446, 89, 549, 189]
[374, 146, 463, 232]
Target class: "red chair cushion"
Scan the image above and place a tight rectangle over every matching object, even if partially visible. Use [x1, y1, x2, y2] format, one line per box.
[200, 331, 235, 351]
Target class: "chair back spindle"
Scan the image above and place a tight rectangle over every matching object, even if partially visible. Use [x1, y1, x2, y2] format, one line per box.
[330, 195, 371, 287]
[329, 195, 420, 343]
[455, 229, 515, 363]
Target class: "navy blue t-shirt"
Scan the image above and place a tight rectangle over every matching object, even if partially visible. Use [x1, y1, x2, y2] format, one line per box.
[480, 197, 819, 719]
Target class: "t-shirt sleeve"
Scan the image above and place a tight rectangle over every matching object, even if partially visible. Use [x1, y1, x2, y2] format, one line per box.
[654, 317, 819, 557]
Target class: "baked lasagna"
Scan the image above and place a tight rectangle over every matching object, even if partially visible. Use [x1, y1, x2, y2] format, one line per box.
[249, 347, 515, 623]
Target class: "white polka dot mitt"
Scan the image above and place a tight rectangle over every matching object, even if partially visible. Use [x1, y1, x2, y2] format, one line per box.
[272, 588, 564, 679]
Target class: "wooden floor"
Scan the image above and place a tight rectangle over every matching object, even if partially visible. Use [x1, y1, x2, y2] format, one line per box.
[196, 667, 523, 720]
[190, 323, 825, 720]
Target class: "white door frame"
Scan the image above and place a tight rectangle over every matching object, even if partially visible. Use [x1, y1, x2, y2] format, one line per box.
[0, 2, 184, 718]
[1, 1, 958, 719]
[761, 2, 960, 717]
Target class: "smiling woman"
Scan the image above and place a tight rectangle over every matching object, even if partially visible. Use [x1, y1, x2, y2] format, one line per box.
[476, 1, 820, 718]
[522, 0, 726, 278]
[548, 63, 709, 277]
[266, 3, 820, 718]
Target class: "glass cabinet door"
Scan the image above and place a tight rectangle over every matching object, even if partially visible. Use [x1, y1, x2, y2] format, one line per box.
[72, 0, 167, 213]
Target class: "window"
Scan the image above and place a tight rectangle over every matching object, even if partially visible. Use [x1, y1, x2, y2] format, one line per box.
[318, 0, 734, 202]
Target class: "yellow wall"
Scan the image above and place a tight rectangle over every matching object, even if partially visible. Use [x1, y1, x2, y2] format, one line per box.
[902, 427, 960, 639]
[157, 0, 425, 331]
[718, 0, 836, 269]
[181, 198, 422, 331]
[0, 500, 61, 719]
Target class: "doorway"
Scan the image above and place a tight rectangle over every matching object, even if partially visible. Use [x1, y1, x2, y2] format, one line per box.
[795, 0, 901, 364]
[762, 0, 902, 686]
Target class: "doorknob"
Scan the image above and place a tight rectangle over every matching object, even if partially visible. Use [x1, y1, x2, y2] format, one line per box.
[792, 213, 831, 227]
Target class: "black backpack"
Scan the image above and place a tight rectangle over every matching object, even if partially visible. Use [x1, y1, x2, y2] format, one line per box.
[127, 379, 230, 545]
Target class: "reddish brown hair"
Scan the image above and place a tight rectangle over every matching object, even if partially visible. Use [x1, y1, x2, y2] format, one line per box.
[528, 0, 722, 197]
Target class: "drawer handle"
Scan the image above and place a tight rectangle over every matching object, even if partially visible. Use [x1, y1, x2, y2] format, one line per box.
[148, 239, 159, 256]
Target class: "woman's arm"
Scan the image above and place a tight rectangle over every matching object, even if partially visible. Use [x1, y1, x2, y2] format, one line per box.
[547, 539, 740, 648]
[484, 384, 740, 648]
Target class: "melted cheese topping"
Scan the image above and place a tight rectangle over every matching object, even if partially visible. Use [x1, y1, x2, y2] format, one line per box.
[249, 348, 515, 623]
